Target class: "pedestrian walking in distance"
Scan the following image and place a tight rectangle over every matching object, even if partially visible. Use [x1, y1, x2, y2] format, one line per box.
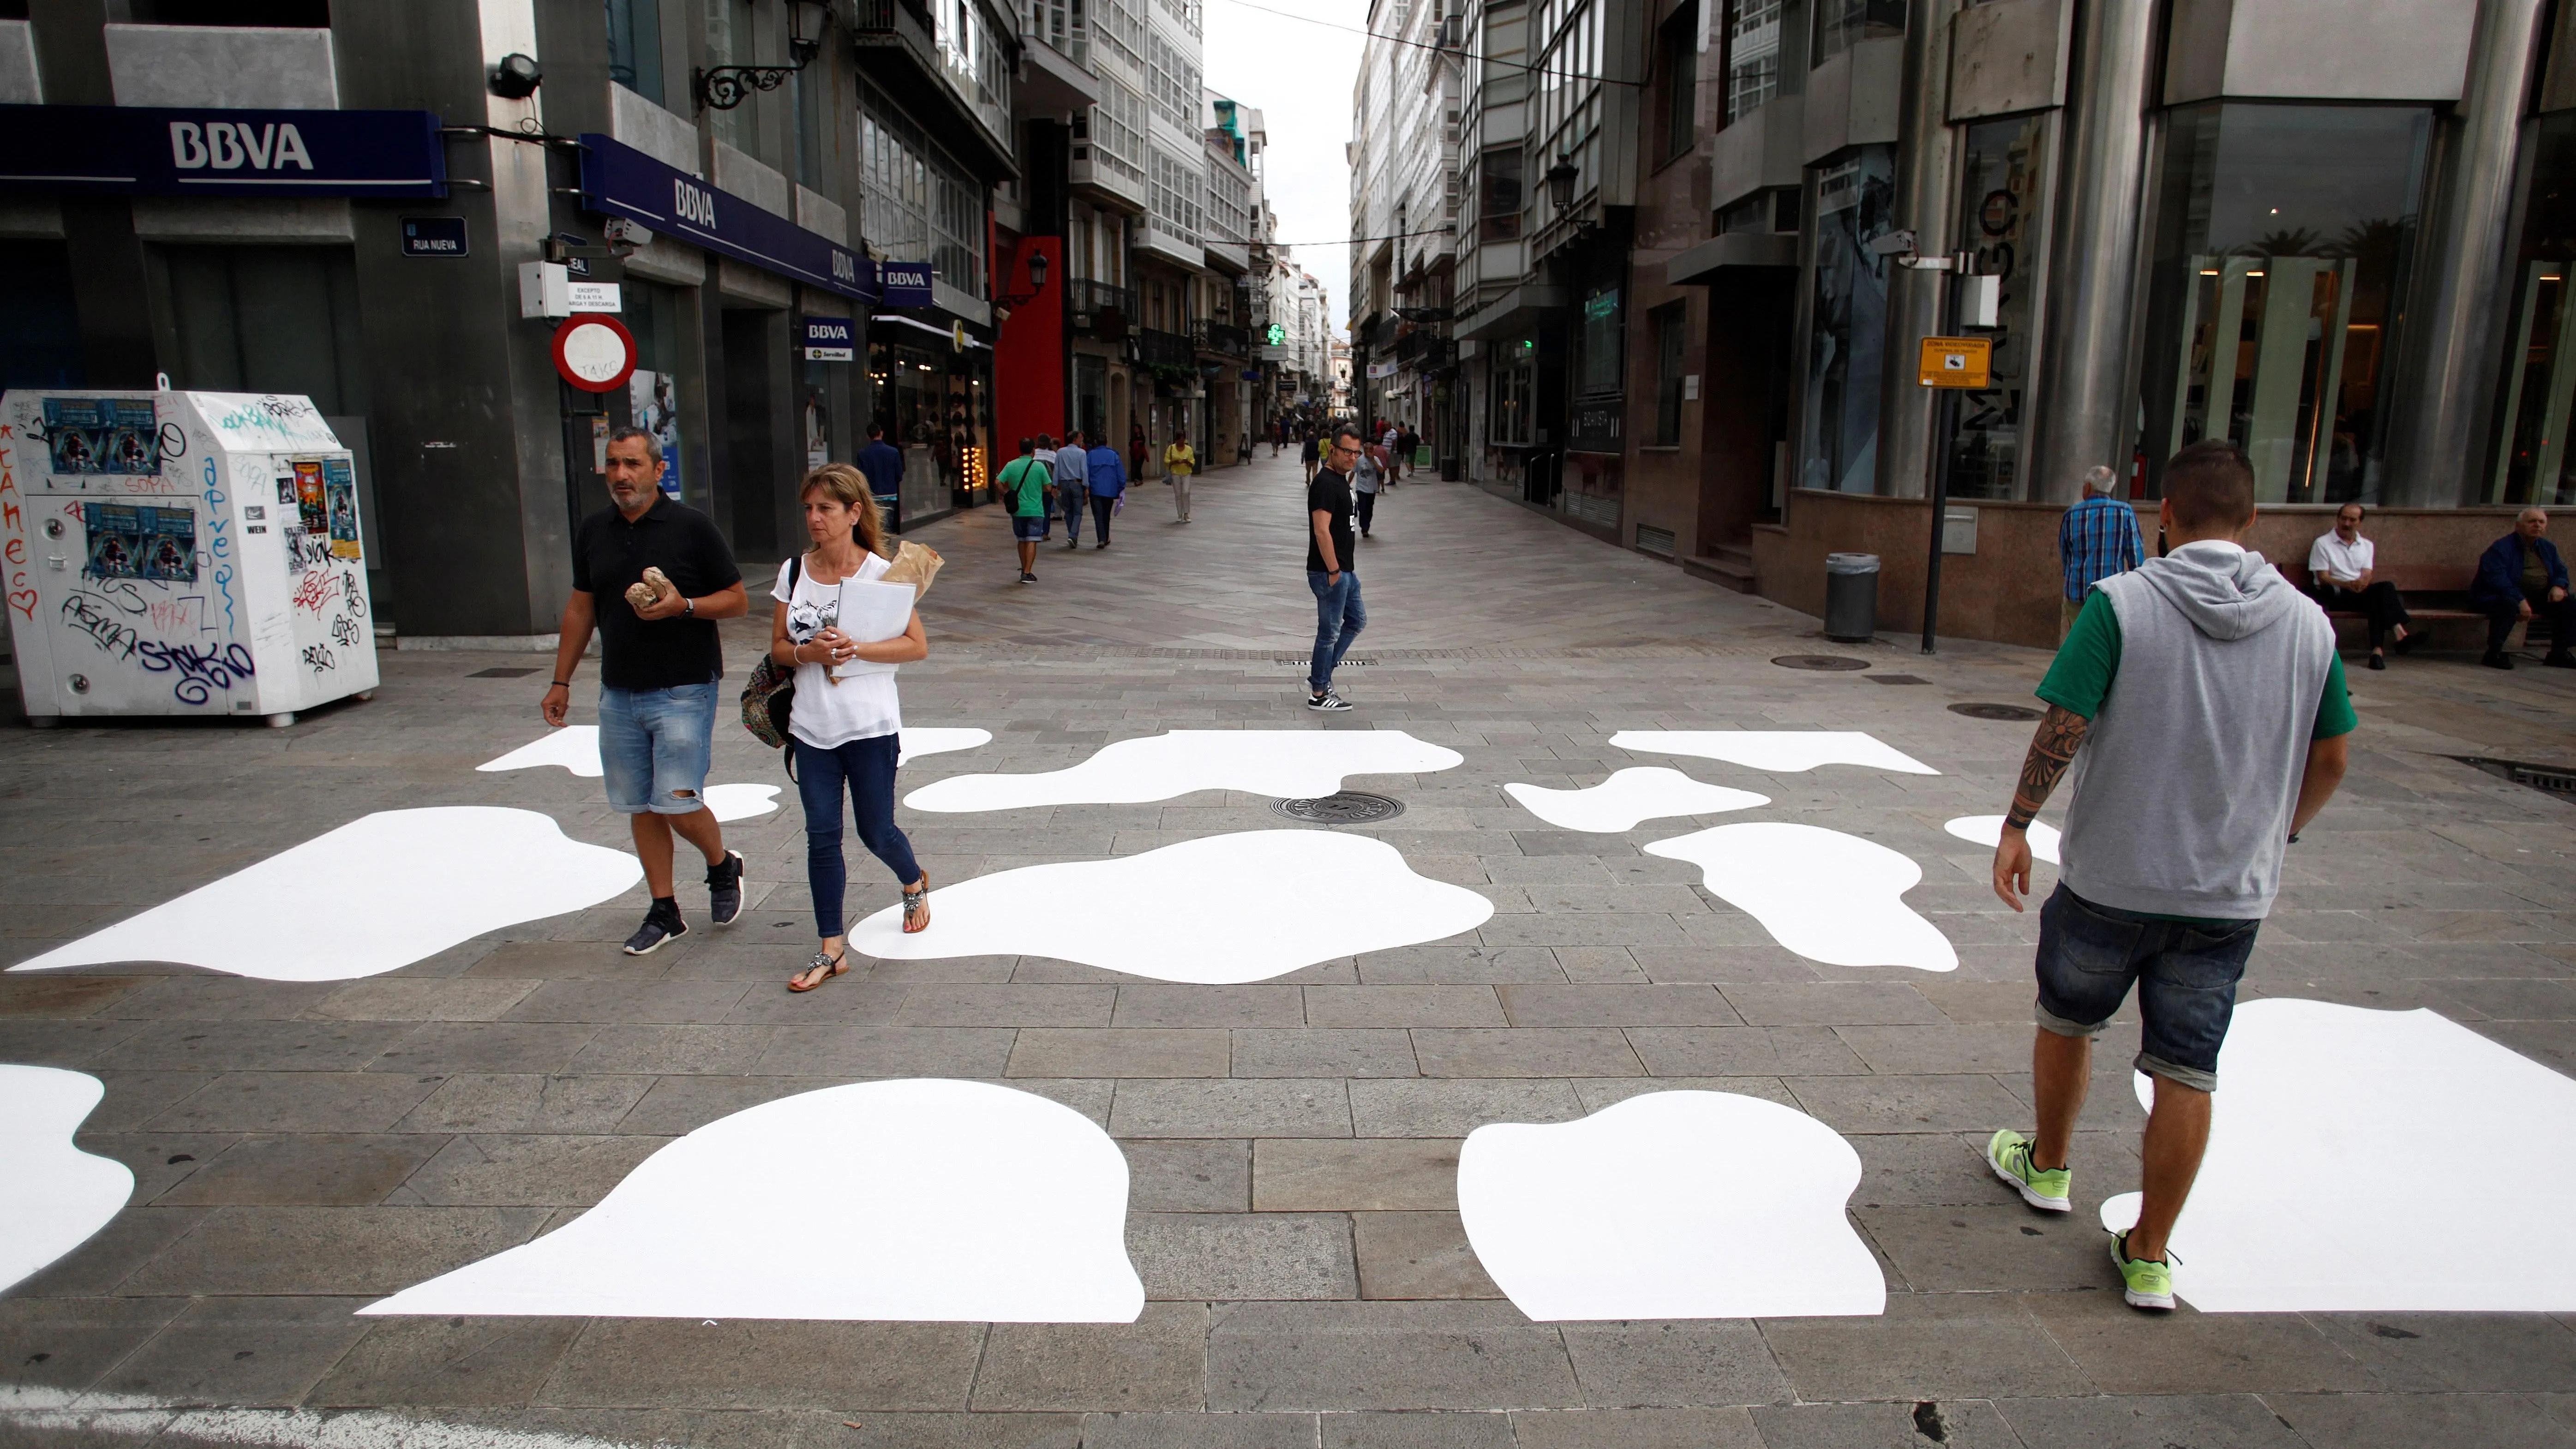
[2056, 464, 2142, 643]
[1032, 433, 1057, 541]
[1353, 434, 1385, 538]
[542, 426, 750, 956]
[1054, 430, 1091, 549]
[1986, 439, 2352, 1312]
[1085, 431, 1126, 547]
[769, 463, 932, 993]
[1162, 426, 1197, 522]
[1306, 424, 1367, 711]
[1300, 429, 1321, 484]
[998, 437, 1051, 583]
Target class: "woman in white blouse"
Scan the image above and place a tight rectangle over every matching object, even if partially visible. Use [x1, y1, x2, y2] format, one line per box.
[770, 464, 930, 993]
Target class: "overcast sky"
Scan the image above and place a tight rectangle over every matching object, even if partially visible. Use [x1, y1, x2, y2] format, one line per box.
[1203, 0, 1363, 338]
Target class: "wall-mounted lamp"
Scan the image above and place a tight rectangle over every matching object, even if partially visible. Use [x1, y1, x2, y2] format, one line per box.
[696, 0, 831, 110]
[1544, 159, 1580, 214]
[489, 53, 543, 100]
[996, 246, 1051, 308]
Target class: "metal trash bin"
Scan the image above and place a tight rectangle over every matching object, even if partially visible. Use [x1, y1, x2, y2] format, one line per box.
[1824, 552, 1880, 642]
[1439, 455, 1461, 481]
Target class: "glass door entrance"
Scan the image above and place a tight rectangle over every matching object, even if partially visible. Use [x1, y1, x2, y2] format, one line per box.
[2490, 261, 2576, 506]
[2161, 254, 2360, 504]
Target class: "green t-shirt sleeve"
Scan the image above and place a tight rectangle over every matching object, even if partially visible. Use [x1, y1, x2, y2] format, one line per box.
[2314, 652, 2357, 739]
[2036, 588, 2121, 718]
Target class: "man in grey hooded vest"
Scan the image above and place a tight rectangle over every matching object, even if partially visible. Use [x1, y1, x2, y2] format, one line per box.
[1982, 439, 2354, 1312]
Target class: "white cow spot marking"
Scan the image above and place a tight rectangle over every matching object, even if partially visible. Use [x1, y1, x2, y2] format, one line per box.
[1645, 821, 1957, 972]
[0, 1066, 134, 1293]
[479, 727, 602, 778]
[1611, 730, 1938, 776]
[903, 730, 1462, 812]
[1504, 767, 1767, 833]
[1943, 815, 2062, 864]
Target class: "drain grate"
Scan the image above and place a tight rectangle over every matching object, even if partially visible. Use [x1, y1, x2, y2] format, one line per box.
[1772, 655, 1871, 672]
[468, 667, 542, 678]
[1950, 701, 2043, 721]
[1272, 791, 1407, 825]
[1869, 674, 1929, 685]
[2457, 756, 2576, 796]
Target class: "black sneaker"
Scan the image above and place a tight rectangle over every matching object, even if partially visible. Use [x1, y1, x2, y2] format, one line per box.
[2484, 650, 2516, 671]
[1019, 570, 1037, 583]
[623, 904, 689, 955]
[706, 850, 746, 926]
[1307, 689, 1354, 712]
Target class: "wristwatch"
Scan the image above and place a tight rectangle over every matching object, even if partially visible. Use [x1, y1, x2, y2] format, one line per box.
[682, 596, 696, 617]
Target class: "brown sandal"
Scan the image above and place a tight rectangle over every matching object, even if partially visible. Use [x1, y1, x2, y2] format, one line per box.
[789, 949, 846, 993]
[901, 874, 931, 934]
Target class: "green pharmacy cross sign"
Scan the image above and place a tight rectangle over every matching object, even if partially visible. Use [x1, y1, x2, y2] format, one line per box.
[1265, 323, 1288, 345]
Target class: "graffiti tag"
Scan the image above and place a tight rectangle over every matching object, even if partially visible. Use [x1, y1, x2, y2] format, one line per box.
[290, 568, 341, 616]
[136, 640, 253, 705]
[61, 592, 143, 660]
[301, 643, 335, 674]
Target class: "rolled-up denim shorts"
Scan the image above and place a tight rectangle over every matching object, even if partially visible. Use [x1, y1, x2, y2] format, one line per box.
[2032, 882, 2259, 1092]
[598, 682, 718, 815]
[1011, 512, 1048, 540]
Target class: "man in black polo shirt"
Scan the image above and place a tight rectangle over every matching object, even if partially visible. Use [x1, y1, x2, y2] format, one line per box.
[1305, 424, 1365, 711]
[542, 427, 751, 955]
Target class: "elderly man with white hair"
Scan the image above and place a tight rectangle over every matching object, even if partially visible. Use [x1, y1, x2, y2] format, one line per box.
[2472, 508, 2574, 670]
[2055, 464, 2144, 643]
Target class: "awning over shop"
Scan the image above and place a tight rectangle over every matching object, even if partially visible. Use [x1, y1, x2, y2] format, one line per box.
[1665, 232, 1798, 286]
[1456, 284, 1567, 342]
[578, 132, 875, 304]
[0, 103, 446, 197]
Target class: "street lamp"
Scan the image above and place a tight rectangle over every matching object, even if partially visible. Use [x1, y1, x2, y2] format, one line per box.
[1544, 158, 1580, 214]
[996, 246, 1051, 308]
[696, 0, 831, 110]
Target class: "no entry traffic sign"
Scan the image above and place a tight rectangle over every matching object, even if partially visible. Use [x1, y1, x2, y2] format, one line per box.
[552, 313, 637, 393]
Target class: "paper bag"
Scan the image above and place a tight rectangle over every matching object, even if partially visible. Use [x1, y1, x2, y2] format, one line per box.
[881, 541, 944, 600]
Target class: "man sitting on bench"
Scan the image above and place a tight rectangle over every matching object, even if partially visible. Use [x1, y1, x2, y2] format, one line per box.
[2473, 508, 2575, 671]
[2307, 503, 2411, 671]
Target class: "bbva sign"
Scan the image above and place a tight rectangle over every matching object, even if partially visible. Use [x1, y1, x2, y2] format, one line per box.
[169, 120, 317, 172]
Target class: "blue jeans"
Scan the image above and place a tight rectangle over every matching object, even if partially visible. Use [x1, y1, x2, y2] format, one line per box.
[1306, 569, 1366, 694]
[794, 734, 922, 938]
[2032, 883, 2259, 1092]
[1059, 485, 1088, 542]
[598, 683, 718, 815]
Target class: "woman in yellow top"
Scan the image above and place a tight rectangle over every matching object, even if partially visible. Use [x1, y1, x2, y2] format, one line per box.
[1161, 427, 1197, 523]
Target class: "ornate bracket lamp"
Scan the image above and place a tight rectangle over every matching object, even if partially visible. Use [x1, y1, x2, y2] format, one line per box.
[695, 0, 832, 111]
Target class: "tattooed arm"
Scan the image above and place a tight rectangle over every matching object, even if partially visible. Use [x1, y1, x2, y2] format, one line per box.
[1992, 704, 2091, 911]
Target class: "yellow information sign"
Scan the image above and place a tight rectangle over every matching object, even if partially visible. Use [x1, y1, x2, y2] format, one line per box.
[1917, 336, 1992, 389]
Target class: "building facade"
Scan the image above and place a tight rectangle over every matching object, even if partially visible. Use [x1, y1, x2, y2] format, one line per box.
[1355, 0, 2576, 645]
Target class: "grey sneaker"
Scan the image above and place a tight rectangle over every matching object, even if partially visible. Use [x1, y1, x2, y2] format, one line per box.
[622, 904, 688, 955]
[1307, 689, 1354, 712]
[706, 850, 745, 927]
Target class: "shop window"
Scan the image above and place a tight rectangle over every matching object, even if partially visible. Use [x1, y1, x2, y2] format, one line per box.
[605, 0, 664, 105]
[1577, 286, 1623, 397]
[1944, 113, 2048, 501]
[1798, 145, 1893, 493]
[2489, 111, 2576, 506]
[2138, 103, 2430, 504]
[1650, 302, 1687, 445]
[1809, 0, 1898, 66]
[1491, 339, 1535, 444]
[163, 245, 368, 416]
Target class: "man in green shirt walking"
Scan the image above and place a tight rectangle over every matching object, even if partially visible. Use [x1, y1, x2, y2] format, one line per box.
[998, 436, 1053, 584]
[1985, 440, 2354, 1312]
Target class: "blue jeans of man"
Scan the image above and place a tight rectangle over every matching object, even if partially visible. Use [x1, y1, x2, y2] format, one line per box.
[1059, 485, 1088, 543]
[1306, 569, 1366, 694]
[793, 734, 921, 938]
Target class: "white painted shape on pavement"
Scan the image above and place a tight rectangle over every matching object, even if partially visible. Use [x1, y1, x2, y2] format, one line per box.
[849, 829, 1494, 983]
[1611, 730, 1939, 776]
[899, 727, 994, 764]
[2097, 998, 2576, 1312]
[478, 726, 602, 777]
[1944, 814, 2063, 864]
[1645, 821, 1957, 972]
[701, 783, 780, 821]
[1503, 767, 1768, 833]
[903, 729, 1463, 811]
[7, 808, 643, 982]
[0, 1066, 135, 1293]
[1, 1389, 777, 1448]
[364, 1078, 1144, 1322]
[1457, 1089, 1884, 1320]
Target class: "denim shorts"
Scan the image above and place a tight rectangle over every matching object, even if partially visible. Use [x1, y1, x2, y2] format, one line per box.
[1011, 512, 1048, 540]
[598, 682, 718, 815]
[2032, 882, 2259, 1092]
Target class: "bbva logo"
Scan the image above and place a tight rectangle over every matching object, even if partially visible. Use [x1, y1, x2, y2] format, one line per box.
[169, 121, 317, 172]
[673, 178, 718, 229]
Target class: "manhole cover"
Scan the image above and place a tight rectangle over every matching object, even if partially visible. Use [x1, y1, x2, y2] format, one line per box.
[1772, 655, 1871, 672]
[1950, 702, 2043, 721]
[1272, 791, 1407, 825]
[468, 667, 541, 678]
[1868, 674, 1929, 685]
[2457, 756, 2576, 796]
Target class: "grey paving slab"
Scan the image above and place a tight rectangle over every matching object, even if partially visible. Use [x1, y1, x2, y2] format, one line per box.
[94, 1295, 374, 1408]
[2267, 1392, 2576, 1448]
[1747, 1398, 2028, 1449]
[534, 1319, 988, 1410]
[1111, 1079, 1353, 1138]
[1254, 1138, 1460, 1212]
[1124, 1138, 1252, 1211]
[1008, 1027, 1230, 1078]
[1317, 1410, 1512, 1448]
[150, 1132, 447, 1206]
[970, 1304, 1208, 1412]
[1128, 1213, 1359, 1300]
[1231, 1028, 1419, 1078]
[305, 1315, 587, 1407]
[1350, 1213, 1500, 1301]
[1757, 1292, 2096, 1401]
[1204, 1301, 1583, 1412]
[120, 1205, 550, 1296]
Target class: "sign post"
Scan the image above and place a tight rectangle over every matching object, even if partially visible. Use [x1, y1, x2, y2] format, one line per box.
[1915, 335, 1990, 655]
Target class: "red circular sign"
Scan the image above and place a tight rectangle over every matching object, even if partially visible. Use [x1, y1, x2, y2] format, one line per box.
[552, 313, 637, 393]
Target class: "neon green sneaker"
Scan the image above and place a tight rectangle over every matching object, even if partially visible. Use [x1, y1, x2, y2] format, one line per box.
[2111, 1230, 2175, 1311]
[1986, 1128, 2072, 1213]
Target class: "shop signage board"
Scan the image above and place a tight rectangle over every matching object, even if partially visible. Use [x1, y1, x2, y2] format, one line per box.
[803, 316, 855, 360]
[577, 133, 874, 303]
[0, 104, 446, 197]
[880, 262, 934, 308]
[1916, 336, 1991, 388]
[400, 217, 468, 257]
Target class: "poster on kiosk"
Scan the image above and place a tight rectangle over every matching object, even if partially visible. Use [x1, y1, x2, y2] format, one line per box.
[1, 389, 379, 727]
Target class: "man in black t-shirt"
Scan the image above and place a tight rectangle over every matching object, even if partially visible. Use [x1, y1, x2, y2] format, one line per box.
[1305, 424, 1366, 711]
[543, 427, 751, 956]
